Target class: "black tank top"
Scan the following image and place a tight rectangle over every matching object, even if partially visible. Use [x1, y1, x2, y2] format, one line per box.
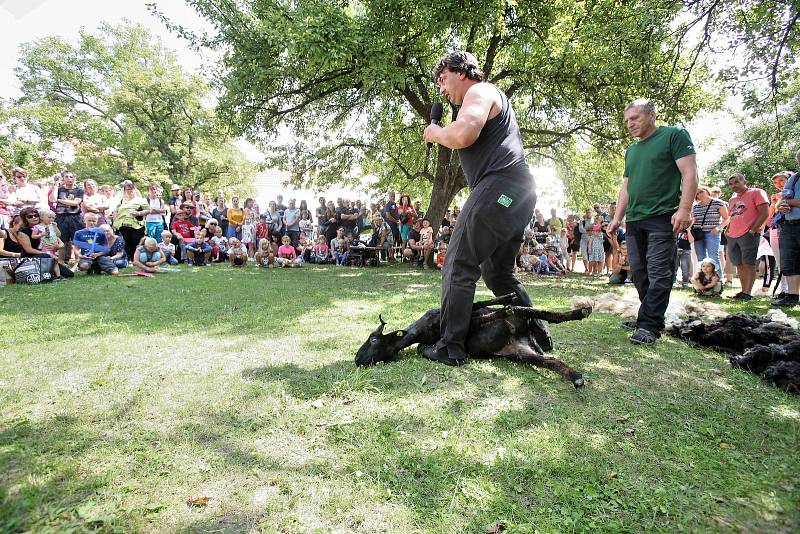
[2, 229, 23, 254]
[457, 84, 534, 189]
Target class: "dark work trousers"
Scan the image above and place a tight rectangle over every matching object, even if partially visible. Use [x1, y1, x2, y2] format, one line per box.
[625, 213, 677, 334]
[435, 177, 550, 359]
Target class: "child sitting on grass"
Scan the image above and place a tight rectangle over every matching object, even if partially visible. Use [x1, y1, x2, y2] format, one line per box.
[133, 237, 166, 273]
[254, 238, 275, 268]
[547, 247, 567, 275]
[276, 235, 302, 268]
[210, 226, 228, 263]
[311, 235, 329, 264]
[228, 237, 248, 267]
[158, 230, 179, 265]
[691, 258, 723, 297]
[435, 242, 447, 270]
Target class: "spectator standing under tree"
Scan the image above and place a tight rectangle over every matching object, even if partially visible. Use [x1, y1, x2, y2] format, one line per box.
[725, 173, 769, 301]
[383, 192, 401, 247]
[690, 186, 728, 271]
[767, 171, 791, 299]
[50, 170, 84, 265]
[12, 167, 45, 211]
[226, 196, 245, 240]
[607, 98, 698, 345]
[144, 184, 167, 242]
[283, 198, 301, 246]
[422, 50, 549, 365]
[113, 181, 149, 261]
[82, 179, 110, 226]
[774, 148, 800, 307]
[397, 194, 416, 249]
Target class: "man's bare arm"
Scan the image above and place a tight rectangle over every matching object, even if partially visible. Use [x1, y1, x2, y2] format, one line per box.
[423, 84, 496, 149]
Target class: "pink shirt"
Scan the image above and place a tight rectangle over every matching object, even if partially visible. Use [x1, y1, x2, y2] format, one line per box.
[419, 227, 433, 242]
[278, 244, 296, 258]
[727, 188, 769, 238]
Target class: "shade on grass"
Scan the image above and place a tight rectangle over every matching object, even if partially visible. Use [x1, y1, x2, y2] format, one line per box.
[1, 264, 798, 532]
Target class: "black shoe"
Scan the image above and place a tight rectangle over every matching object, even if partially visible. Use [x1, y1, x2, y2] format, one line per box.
[621, 320, 638, 330]
[417, 344, 466, 366]
[774, 295, 799, 308]
[630, 328, 657, 345]
[773, 292, 787, 301]
[727, 292, 752, 301]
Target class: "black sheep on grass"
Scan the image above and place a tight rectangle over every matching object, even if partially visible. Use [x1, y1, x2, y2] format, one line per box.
[355, 293, 592, 388]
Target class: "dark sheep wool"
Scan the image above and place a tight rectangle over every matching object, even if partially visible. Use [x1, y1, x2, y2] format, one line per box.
[667, 313, 800, 394]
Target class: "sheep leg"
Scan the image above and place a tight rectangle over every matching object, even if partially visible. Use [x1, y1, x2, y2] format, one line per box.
[505, 306, 592, 324]
[472, 293, 519, 310]
[496, 340, 585, 388]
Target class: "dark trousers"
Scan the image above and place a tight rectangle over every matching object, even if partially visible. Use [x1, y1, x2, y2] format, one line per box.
[435, 178, 549, 359]
[286, 230, 300, 247]
[625, 214, 676, 334]
[118, 226, 145, 261]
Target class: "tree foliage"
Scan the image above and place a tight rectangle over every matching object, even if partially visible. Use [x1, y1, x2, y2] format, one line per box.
[687, 0, 800, 115]
[164, 0, 710, 229]
[8, 21, 255, 191]
[707, 74, 800, 194]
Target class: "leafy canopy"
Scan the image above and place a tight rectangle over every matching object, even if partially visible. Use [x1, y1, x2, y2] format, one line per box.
[9, 21, 255, 192]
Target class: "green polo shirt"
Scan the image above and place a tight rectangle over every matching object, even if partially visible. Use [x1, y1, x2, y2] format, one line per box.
[624, 126, 695, 222]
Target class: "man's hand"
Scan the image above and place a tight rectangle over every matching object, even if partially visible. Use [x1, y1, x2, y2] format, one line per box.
[606, 219, 620, 237]
[671, 208, 692, 233]
[423, 124, 443, 145]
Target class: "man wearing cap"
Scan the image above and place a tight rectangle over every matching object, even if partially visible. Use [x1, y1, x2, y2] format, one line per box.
[422, 51, 550, 365]
[607, 99, 698, 345]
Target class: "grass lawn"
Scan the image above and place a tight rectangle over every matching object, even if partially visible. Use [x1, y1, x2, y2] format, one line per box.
[1, 264, 798, 533]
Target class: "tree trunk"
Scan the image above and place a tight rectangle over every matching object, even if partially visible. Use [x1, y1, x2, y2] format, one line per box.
[426, 146, 466, 237]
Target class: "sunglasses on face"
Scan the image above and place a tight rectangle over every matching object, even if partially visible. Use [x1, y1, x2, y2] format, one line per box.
[26, 214, 39, 219]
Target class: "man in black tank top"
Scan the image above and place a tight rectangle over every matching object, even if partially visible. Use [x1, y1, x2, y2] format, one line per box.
[422, 51, 551, 365]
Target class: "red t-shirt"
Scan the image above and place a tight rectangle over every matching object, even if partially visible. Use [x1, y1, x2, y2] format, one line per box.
[727, 188, 769, 238]
[171, 219, 195, 239]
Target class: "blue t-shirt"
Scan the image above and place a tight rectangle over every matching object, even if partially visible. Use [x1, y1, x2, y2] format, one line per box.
[73, 227, 107, 254]
[784, 172, 800, 221]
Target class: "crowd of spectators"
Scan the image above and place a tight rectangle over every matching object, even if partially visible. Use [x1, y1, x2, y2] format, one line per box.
[0, 165, 795, 305]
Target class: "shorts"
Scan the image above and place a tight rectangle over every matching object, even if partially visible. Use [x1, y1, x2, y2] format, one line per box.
[56, 213, 84, 242]
[726, 232, 760, 265]
[779, 222, 800, 275]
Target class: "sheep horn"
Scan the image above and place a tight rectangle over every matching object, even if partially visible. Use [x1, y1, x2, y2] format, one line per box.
[376, 314, 387, 334]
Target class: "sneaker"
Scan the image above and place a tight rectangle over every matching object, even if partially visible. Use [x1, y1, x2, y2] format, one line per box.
[774, 295, 799, 308]
[727, 292, 752, 301]
[773, 292, 787, 301]
[621, 320, 638, 330]
[417, 344, 466, 366]
[630, 328, 657, 345]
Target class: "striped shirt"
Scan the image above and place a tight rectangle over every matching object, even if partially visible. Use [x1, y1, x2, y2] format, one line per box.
[691, 199, 725, 230]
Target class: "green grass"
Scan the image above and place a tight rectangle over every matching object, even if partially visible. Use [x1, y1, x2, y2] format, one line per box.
[1, 264, 798, 533]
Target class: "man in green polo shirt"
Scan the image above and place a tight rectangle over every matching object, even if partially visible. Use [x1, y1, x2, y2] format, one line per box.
[607, 99, 698, 345]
